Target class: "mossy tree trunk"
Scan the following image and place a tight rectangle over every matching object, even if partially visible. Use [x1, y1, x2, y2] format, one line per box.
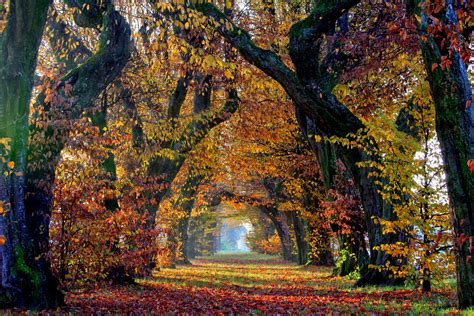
[406, 0, 473, 307]
[288, 6, 405, 285]
[0, 0, 64, 309]
[426, 47, 473, 308]
[23, 0, 130, 294]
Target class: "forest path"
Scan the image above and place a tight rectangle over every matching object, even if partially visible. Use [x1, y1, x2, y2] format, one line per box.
[60, 252, 457, 314]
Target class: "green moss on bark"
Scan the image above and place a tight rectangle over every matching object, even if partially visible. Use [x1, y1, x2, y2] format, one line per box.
[12, 245, 42, 301]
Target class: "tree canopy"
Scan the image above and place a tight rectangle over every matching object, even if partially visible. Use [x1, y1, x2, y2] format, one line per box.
[0, 0, 472, 312]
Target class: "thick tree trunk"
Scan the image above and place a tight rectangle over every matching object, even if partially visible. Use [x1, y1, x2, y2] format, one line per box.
[333, 231, 369, 277]
[409, 1, 473, 307]
[24, 1, 130, 292]
[289, 212, 309, 265]
[293, 24, 401, 283]
[290, 8, 403, 283]
[261, 207, 294, 261]
[0, 0, 64, 309]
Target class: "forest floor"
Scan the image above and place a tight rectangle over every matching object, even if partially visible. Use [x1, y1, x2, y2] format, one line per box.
[49, 252, 473, 314]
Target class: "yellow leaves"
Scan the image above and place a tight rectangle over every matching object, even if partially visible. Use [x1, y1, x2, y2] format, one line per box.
[0, 1, 8, 33]
[415, 14, 422, 24]
[0, 138, 11, 147]
[224, 70, 234, 80]
[0, 138, 11, 164]
[174, 20, 185, 30]
[2, 161, 15, 177]
[201, 54, 224, 70]
[333, 84, 351, 99]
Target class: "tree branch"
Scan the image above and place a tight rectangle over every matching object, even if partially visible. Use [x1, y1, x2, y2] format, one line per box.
[187, 2, 364, 137]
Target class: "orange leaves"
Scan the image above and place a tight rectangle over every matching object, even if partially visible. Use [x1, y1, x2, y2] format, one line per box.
[254, 234, 281, 255]
[467, 160, 474, 173]
[49, 256, 455, 314]
[0, 235, 6, 245]
[3, 161, 16, 177]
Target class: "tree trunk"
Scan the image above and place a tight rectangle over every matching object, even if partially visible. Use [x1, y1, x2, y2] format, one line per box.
[409, 0, 473, 307]
[403, 0, 474, 307]
[176, 216, 192, 265]
[23, 1, 130, 293]
[289, 212, 309, 265]
[262, 207, 294, 261]
[0, 0, 65, 309]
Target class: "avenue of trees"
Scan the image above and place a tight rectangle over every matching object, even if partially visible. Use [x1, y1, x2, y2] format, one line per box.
[0, 0, 472, 310]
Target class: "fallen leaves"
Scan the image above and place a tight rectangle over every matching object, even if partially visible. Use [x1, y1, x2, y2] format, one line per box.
[44, 255, 456, 314]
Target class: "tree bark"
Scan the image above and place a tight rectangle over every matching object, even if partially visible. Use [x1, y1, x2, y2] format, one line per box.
[24, 0, 131, 294]
[261, 206, 294, 261]
[289, 212, 309, 265]
[160, 170, 205, 267]
[0, 0, 64, 309]
[407, 0, 473, 307]
[146, 87, 239, 216]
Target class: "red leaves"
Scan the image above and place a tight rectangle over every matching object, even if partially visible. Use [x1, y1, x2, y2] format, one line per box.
[469, 236, 473, 254]
[22, 257, 451, 314]
[467, 160, 474, 173]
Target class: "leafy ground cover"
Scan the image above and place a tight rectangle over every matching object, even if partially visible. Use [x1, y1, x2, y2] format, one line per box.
[11, 253, 472, 314]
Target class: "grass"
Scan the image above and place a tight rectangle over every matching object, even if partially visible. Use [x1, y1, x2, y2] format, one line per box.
[59, 252, 471, 314]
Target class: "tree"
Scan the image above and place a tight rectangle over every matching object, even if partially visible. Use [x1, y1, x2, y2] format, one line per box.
[0, 0, 63, 309]
[175, 0, 407, 285]
[2, 0, 130, 305]
[406, 0, 473, 307]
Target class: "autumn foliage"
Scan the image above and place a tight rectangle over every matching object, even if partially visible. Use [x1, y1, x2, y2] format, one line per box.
[0, 0, 472, 312]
